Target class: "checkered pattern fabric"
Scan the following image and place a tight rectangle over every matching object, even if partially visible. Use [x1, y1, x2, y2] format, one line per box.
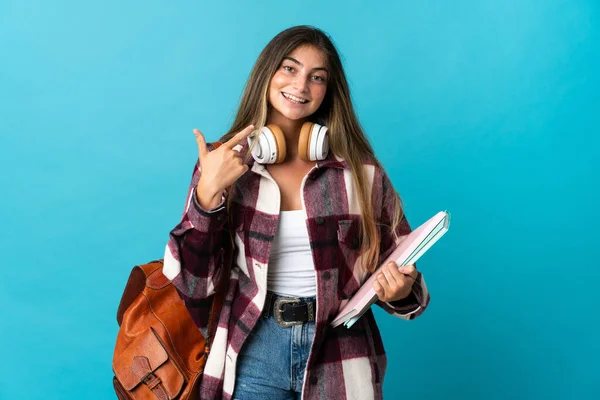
[163, 143, 430, 400]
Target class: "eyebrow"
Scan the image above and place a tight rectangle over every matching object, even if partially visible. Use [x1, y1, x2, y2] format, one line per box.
[283, 56, 328, 73]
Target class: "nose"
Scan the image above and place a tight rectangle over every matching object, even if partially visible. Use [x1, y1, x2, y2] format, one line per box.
[292, 75, 309, 93]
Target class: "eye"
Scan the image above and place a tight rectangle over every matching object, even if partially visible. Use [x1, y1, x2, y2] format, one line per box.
[312, 75, 326, 83]
[283, 65, 295, 73]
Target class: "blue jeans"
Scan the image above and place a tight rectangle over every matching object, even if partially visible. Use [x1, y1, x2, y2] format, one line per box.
[233, 294, 316, 400]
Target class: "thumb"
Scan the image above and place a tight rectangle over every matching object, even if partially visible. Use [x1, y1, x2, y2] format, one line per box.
[398, 264, 417, 277]
[193, 128, 208, 159]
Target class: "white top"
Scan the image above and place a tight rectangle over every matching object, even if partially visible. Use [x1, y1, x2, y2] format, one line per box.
[267, 210, 317, 297]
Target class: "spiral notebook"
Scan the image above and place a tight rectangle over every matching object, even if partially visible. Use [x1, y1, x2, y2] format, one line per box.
[330, 211, 451, 329]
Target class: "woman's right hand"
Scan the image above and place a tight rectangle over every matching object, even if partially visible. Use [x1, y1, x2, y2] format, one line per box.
[193, 124, 254, 210]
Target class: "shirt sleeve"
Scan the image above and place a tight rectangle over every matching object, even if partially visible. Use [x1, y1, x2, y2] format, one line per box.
[163, 155, 231, 303]
[374, 169, 430, 320]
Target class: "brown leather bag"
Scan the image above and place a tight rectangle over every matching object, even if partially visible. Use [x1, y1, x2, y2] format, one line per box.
[112, 259, 225, 400]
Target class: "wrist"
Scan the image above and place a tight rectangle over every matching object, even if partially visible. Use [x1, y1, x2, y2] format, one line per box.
[196, 180, 223, 210]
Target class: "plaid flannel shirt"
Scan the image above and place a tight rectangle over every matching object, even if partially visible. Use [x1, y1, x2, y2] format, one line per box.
[163, 143, 430, 400]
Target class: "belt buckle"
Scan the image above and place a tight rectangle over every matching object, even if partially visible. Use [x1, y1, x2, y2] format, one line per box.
[273, 297, 301, 328]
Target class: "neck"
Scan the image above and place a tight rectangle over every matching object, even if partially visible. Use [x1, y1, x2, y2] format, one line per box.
[267, 110, 306, 160]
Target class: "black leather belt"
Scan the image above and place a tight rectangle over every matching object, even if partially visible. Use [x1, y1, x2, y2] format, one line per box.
[263, 291, 316, 328]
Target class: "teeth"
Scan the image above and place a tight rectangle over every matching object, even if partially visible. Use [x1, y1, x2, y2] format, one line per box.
[283, 92, 308, 104]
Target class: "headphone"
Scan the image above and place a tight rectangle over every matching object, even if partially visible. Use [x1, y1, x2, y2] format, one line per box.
[247, 122, 329, 164]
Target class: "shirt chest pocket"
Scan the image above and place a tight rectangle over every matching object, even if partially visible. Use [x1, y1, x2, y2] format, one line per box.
[336, 218, 366, 299]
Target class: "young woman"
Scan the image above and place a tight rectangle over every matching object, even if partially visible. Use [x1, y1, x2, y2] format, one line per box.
[163, 25, 430, 400]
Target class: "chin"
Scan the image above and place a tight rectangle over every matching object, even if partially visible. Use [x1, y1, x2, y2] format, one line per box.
[273, 103, 318, 122]
[280, 110, 311, 121]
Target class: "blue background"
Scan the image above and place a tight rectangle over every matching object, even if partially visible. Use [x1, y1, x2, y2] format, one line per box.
[1, 1, 598, 399]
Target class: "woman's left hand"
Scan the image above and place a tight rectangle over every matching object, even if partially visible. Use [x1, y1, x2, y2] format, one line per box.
[373, 262, 418, 302]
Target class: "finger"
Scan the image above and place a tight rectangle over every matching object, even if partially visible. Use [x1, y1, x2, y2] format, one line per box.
[398, 264, 415, 274]
[381, 263, 400, 288]
[233, 155, 246, 169]
[224, 125, 255, 149]
[388, 262, 410, 282]
[232, 157, 249, 173]
[193, 128, 208, 158]
[398, 264, 418, 279]
[373, 280, 385, 300]
[377, 273, 391, 297]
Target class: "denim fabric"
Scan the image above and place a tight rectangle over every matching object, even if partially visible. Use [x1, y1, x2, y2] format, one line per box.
[232, 294, 317, 400]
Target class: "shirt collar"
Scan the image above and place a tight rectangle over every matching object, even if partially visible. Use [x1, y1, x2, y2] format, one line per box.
[316, 150, 350, 169]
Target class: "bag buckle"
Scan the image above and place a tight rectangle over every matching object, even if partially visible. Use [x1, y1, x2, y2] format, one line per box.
[141, 372, 161, 390]
[273, 298, 301, 328]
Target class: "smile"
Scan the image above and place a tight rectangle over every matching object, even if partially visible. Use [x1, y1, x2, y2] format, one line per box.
[282, 92, 309, 104]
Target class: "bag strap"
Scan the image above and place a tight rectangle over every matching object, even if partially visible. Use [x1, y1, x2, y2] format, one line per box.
[131, 355, 169, 400]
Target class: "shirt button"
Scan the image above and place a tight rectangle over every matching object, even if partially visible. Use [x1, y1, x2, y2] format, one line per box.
[323, 271, 331, 280]
[316, 216, 325, 225]
[309, 376, 318, 385]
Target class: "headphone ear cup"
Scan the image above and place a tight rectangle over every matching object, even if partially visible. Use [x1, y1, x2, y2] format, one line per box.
[298, 122, 313, 161]
[268, 124, 287, 163]
[248, 124, 287, 164]
[299, 122, 329, 161]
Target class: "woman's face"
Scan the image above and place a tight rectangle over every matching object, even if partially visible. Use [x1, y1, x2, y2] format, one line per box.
[268, 45, 329, 123]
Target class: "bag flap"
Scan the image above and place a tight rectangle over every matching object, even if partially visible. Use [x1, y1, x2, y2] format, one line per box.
[116, 267, 145, 326]
[113, 328, 168, 390]
[116, 260, 163, 326]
